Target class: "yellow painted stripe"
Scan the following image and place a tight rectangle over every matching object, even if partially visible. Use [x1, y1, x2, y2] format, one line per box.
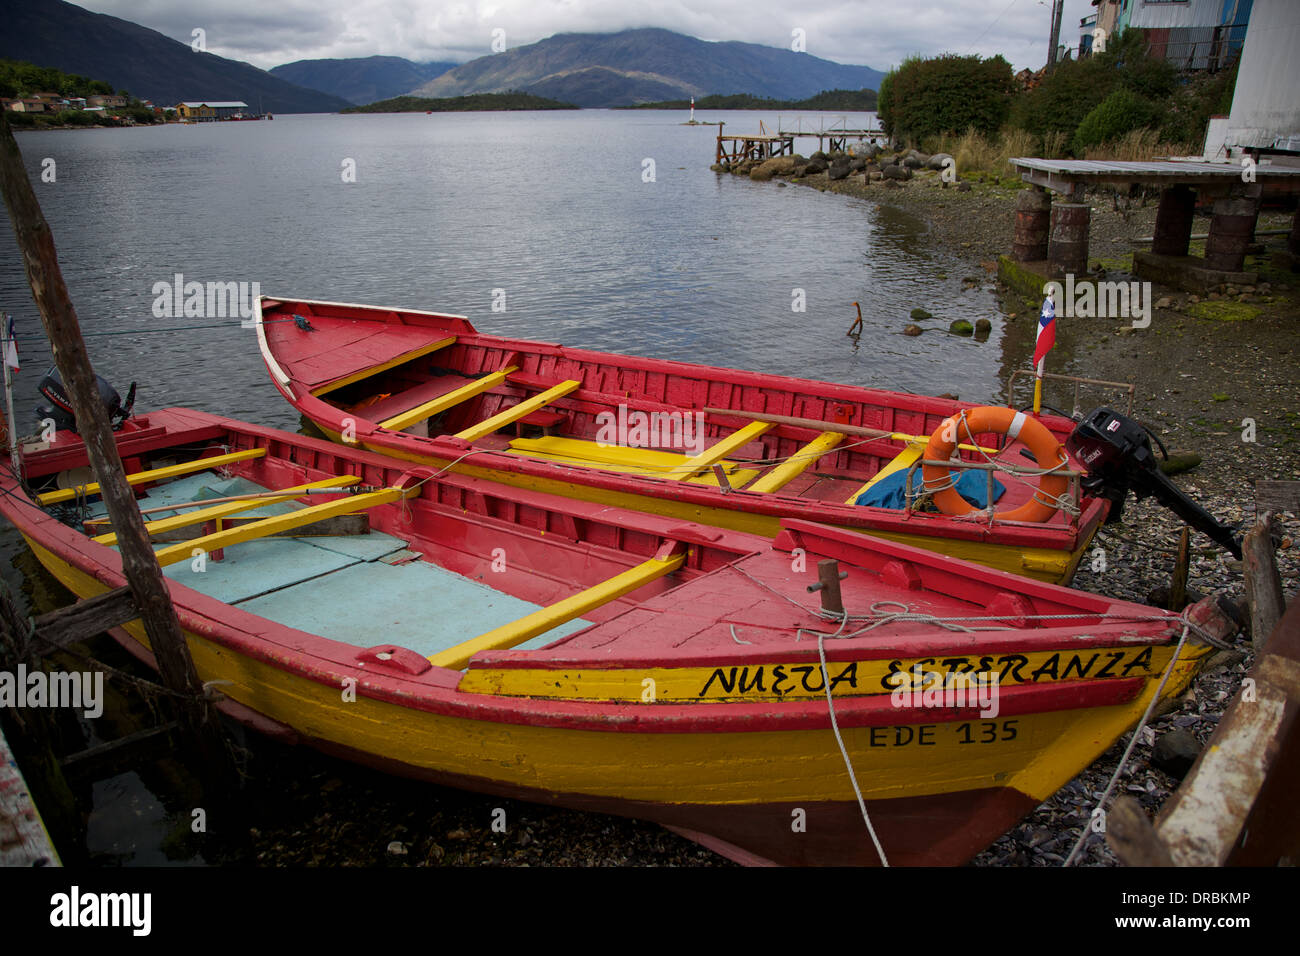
[27, 535, 1201, 810]
[666, 421, 774, 482]
[748, 431, 845, 494]
[461, 643, 1183, 702]
[431, 551, 687, 670]
[310, 336, 458, 396]
[37, 448, 267, 506]
[454, 380, 580, 443]
[153, 486, 409, 566]
[378, 366, 519, 432]
[92, 476, 362, 546]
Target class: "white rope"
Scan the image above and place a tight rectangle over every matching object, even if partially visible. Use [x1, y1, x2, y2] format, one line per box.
[1062, 622, 1193, 867]
[815, 610, 890, 866]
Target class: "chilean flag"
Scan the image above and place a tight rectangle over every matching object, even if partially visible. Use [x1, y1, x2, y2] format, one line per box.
[1033, 294, 1056, 369]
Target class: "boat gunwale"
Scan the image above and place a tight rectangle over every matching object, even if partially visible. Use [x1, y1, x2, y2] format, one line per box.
[0, 409, 1190, 737]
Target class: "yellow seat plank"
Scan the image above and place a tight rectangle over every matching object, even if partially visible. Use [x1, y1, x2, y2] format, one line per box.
[431, 550, 687, 670]
[506, 446, 758, 487]
[92, 476, 362, 546]
[665, 421, 774, 482]
[153, 486, 412, 567]
[310, 336, 458, 397]
[844, 442, 927, 504]
[454, 380, 580, 443]
[510, 436, 751, 476]
[37, 448, 268, 506]
[378, 366, 519, 432]
[747, 431, 845, 494]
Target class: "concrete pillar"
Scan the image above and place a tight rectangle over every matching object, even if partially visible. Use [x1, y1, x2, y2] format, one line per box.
[1012, 188, 1051, 262]
[1048, 202, 1090, 276]
[1151, 185, 1196, 257]
[1205, 191, 1261, 273]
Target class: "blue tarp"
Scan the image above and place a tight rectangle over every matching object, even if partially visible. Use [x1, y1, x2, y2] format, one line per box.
[854, 468, 1005, 510]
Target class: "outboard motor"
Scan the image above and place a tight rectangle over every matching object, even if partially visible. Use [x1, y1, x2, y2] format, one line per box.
[1066, 406, 1242, 559]
[36, 366, 135, 434]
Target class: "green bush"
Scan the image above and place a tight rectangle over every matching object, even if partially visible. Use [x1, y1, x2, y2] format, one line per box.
[1072, 87, 1160, 152]
[55, 109, 95, 126]
[877, 53, 1013, 143]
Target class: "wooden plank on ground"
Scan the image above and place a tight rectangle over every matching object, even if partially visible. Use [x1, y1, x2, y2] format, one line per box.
[1255, 480, 1300, 517]
[36, 448, 267, 505]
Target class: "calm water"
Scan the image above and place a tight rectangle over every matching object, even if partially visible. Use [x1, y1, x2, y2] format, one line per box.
[0, 109, 1016, 864]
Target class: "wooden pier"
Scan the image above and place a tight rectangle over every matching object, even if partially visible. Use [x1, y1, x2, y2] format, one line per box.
[778, 128, 883, 153]
[0, 720, 60, 866]
[715, 130, 794, 165]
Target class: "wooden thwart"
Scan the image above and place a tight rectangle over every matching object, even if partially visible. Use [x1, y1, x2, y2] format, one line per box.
[667, 421, 773, 482]
[749, 431, 844, 494]
[153, 485, 413, 567]
[430, 548, 687, 670]
[454, 380, 580, 443]
[91, 476, 361, 545]
[36, 448, 268, 505]
[379, 366, 518, 432]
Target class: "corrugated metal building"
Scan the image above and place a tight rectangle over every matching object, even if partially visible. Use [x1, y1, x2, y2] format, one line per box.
[1123, 0, 1252, 70]
[1223, 0, 1300, 152]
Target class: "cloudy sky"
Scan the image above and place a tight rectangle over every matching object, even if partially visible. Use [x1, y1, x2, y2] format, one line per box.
[74, 0, 1103, 73]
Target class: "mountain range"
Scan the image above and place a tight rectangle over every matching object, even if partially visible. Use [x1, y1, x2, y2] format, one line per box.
[1, 2, 884, 113]
[0, 0, 350, 112]
[270, 56, 458, 106]
[409, 29, 885, 108]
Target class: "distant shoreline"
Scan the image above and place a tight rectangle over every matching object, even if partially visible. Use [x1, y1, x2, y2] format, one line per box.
[341, 93, 577, 113]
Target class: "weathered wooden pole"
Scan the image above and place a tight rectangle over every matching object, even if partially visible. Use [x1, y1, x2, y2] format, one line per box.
[0, 111, 233, 781]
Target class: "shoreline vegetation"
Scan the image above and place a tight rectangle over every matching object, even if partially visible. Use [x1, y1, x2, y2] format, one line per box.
[341, 92, 578, 112]
[618, 88, 878, 111]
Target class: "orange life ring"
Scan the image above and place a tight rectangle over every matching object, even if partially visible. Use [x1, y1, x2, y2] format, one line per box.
[922, 406, 1069, 523]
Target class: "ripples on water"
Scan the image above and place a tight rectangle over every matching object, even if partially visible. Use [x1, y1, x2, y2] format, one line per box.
[0, 110, 1015, 864]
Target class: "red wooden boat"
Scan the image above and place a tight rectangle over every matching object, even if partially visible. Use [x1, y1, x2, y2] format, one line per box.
[255, 296, 1109, 585]
[0, 407, 1235, 866]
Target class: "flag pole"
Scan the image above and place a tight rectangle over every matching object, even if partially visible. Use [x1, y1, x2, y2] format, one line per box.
[2, 314, 20, 480]
[1033, 357, 1044, 415]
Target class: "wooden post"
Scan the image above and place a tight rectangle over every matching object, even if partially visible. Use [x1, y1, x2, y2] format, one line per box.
[0, 112, 233, 781]
[1243, 511, 1285, 654]
[1169, 526, 1191, 611]
[807, 559, 847, 615]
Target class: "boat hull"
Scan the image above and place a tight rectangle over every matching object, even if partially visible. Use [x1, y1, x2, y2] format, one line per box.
[3, 410, 1211, 867]
[259, 296, 1107, 585]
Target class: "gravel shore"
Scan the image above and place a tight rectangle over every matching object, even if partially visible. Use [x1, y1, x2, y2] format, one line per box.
[774, 161, 1299, 867]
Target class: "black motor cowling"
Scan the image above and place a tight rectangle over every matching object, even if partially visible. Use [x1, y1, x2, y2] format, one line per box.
[36, 366, 135, 433]
[1066, 406, 1242, 558]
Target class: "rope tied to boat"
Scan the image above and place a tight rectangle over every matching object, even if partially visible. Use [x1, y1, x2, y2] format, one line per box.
[815, 611, 890, 867]
[1061, 614, 1203, 868]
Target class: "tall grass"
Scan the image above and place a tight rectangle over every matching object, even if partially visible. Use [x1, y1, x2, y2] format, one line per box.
[1080, 127, 1197, 161]
[920, 125, 1200, 172]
